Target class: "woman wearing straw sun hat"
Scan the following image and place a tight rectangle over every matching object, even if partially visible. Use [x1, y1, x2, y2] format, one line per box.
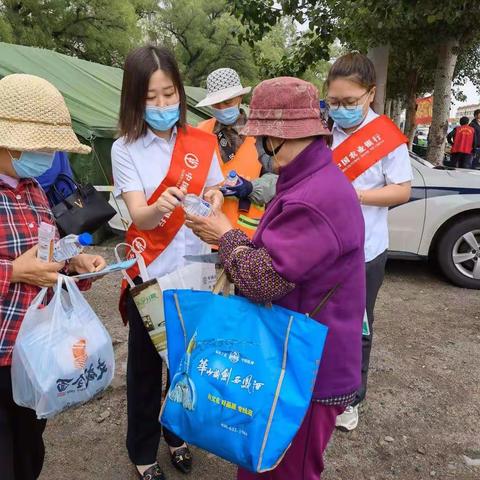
[0, 73, 106, 480]
[196, 68, 278, 238]
[186, 76, 365, 479]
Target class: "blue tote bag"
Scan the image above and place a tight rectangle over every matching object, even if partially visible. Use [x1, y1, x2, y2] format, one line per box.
[160, 275, 334, 473]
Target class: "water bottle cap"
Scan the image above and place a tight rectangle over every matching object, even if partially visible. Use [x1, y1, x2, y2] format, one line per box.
[319, 100, 327, 108]
[78, 232, 93, 246]
[228, 170, 237, 178]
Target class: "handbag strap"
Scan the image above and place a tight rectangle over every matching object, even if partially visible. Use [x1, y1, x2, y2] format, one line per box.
[212, 269, 231, 296]
[55, 173, 81, 190]
[52, 174, 83, 204]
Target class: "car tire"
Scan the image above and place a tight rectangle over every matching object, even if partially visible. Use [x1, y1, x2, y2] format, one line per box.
[436, 216, 480, 289]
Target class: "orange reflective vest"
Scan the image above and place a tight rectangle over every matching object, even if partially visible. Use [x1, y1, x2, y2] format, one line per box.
[197, 117, 264, 238]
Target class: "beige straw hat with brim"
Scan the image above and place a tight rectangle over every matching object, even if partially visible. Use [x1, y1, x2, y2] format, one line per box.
[0, 74, 91, 154]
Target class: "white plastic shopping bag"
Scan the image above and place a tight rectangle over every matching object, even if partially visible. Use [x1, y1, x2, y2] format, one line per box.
[157, 261, 217, 293]
[131, 262, 217, 365]
[11, 275, 115, 419]
[114, 236, 216, 365]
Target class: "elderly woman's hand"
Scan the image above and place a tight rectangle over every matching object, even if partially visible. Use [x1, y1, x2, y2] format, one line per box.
[203, 188, 224, 213]
[185, 211, 233, 244]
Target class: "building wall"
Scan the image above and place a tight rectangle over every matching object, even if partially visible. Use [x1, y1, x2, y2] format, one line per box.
[456, 103, 480, 119]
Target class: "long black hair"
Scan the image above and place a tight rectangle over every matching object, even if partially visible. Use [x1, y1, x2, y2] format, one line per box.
[119, 45, 187, 143]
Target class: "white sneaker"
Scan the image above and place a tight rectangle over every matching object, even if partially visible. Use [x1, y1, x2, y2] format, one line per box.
[335, 405, 359, 431]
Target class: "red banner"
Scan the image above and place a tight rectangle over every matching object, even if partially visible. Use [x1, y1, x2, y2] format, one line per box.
[416, 96, 433, 125]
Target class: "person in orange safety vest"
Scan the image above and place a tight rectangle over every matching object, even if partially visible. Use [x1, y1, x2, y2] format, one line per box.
[196, 68, 277, 238]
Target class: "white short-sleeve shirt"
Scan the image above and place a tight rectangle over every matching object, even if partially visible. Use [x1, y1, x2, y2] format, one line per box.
[111, 127, 224, 279]
[332, 109, 413, 262]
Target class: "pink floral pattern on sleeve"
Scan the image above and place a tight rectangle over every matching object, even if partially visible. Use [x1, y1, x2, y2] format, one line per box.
[219, 229, 294, 303]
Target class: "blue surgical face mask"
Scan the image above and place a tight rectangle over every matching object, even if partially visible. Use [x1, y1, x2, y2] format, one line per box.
[9, 151, 55, 178]
[212, 105, 240, 125]
[329, 106, 366, 129]
[144, 103, 180, 131]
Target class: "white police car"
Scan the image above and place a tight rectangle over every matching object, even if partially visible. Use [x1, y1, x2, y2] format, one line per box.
[389, 153, 480, 289]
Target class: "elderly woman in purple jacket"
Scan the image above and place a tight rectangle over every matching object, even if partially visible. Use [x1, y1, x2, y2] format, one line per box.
[186, 77, 366, 480]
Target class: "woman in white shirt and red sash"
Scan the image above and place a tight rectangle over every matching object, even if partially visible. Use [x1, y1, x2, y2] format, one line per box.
[111, 46, 224, 480]
[326, 53, 413, 432]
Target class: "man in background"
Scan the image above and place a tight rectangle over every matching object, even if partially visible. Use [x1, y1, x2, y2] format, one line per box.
[447, 116, 476, 169]
[469, 109, 480, 169]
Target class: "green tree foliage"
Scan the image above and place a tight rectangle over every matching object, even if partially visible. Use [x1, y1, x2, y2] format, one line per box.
[144, 0, 332, 90]
[0, 3, 13, 42]
[143, 0, 259, 87]
[231, 0, 335, 78]
[251, 18, 334, 91]
[454, 45, 480, 95]
[406, 1, 480, 163]
[232, 0, 480, 163]
[0, 0, 156, 66]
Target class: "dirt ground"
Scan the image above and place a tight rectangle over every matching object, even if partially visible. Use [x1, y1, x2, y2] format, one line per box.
[41, 247, 480, 480]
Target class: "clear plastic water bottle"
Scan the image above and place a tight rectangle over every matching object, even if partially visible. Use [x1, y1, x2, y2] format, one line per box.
[182, 194, 212, 217]
[53, 232, 93, 262]
[224, 170, 240, 187]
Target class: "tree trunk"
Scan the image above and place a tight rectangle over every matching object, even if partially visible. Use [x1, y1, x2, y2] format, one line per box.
[426, 38, 460, 165]
[392, 99, 403, 128]
[385, 98, 393, 118]
[404, 69, 419, 149]
[367, 44, 390, 115]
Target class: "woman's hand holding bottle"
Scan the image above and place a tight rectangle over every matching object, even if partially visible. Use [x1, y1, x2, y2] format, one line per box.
[155, 187, 185, 215]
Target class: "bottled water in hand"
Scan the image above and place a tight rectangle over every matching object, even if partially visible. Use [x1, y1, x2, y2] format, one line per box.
[182, 194, 212, 217]
[224, 170, 241, 188]
[53, 233, 93, 262]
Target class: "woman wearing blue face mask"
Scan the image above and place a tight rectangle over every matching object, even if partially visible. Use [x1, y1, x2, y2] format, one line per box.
[326, 53, 412, 433]
[111, 46, 224, 480]
[0, 73, 106, 480]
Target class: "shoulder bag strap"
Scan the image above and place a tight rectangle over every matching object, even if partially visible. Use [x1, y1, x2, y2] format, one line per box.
[55, 173, 81, 190]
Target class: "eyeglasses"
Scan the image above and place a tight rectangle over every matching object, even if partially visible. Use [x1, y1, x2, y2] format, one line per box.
[326, 91, 371, 111]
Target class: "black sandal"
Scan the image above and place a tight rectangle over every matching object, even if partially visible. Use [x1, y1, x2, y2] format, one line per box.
[136, 463, 166, 480]
[170, 446, 192, 474]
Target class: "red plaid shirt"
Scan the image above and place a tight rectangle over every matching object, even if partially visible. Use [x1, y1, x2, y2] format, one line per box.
[0, 178, 58, 366]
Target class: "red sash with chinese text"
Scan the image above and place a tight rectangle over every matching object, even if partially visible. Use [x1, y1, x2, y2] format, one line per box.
[332, 115, 408, 182]
[119, 125, 216, 323]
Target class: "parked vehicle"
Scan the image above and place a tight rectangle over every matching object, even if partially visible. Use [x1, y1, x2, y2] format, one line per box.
[100, 152, 480, 289]
[389, 153, 480, 289]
